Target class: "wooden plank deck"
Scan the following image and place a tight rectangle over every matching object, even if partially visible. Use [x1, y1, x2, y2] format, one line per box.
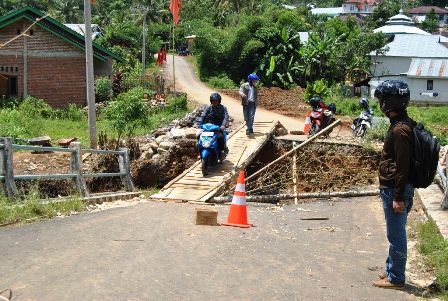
[151, 121, 278, 202]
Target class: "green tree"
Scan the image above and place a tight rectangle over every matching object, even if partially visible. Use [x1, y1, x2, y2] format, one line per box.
[365, 0, 400, 29]
[53, 0, 83, 23]
[420, 9, 440, 33]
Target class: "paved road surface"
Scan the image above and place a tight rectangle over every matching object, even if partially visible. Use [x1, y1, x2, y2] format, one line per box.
[1, 198, 417, 300]
[164, 56, 306, 132]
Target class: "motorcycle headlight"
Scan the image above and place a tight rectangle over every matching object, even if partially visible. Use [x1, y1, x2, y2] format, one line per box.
[202, 141, 211, 148]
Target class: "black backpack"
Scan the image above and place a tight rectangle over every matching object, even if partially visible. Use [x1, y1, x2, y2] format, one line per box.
[393, 120, 440, 188]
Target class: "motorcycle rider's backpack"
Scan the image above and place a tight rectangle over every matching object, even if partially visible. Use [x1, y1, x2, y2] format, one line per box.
[392, 120, 440, 188]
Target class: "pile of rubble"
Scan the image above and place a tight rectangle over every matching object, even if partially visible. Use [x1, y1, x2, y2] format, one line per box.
[132, 105, 235, 188]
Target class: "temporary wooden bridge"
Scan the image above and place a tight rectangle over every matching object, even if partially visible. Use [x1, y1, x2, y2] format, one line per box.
[151, 121, 278, 202]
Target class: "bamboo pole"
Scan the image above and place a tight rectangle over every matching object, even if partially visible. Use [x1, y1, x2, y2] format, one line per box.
[246, 119, 341, 183]
[292, 141, 298, 205]
[212, 189, 379, 203]
[172, 24, 176, 93]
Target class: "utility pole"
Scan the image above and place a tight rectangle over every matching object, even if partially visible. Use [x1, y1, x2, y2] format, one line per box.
[84, 0, 97, 148]
[142, 10, 148, 75]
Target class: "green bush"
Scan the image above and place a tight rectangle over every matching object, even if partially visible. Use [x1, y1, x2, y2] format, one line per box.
[0, 97, 21, 109]
[166, 94, 188, 114]
[365, 120, 389, 142]
[206, 75, 237, 89]
[66, 104, 86, 121]
[0, 109, 34, 139]
[304, 80, 330, 101]
[19, 96, 53, 118]
[95, 76, 113, 103]
[102, 87, 150, 141]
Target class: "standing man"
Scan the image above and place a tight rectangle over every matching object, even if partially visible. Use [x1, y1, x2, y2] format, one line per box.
[373, 80, 414, 290]
[239, 73, 259, 136]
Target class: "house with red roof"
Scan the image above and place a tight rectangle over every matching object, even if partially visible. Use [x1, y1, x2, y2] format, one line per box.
[407, 6, 448, 27]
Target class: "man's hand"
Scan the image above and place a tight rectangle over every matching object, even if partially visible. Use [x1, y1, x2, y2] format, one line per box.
[220, 125, 225, 130]
[393, 200, 405, 213]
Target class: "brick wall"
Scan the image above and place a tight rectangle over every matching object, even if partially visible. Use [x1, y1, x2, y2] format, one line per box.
[0, 20, 93, 108]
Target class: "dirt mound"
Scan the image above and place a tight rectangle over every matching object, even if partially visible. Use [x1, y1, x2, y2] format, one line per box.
[220, 87, 308, 118]
[132, 139, 198, 188]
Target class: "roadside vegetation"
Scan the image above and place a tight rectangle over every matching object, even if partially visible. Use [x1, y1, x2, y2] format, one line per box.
[417, 221, 448, 299]
[0, 192, 86, 226]
[0, 90, 188, 146]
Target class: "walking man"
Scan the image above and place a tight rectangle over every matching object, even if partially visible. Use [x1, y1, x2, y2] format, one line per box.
[239, 73, 259, 136]
[373, 80, 414, 290]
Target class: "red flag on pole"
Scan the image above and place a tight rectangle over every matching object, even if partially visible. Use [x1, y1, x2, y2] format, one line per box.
[170, 0, 182, 26]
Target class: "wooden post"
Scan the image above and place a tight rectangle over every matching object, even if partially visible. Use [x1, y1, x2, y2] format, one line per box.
[23, 22, 28, 97]
[118, 148, 135, 192]
[172, 24, 176, 93]
[292, 142, 298, 205]
[442, 155, 448, 210]
[70, 142, 88, 197]
[0, 138, 18, 198]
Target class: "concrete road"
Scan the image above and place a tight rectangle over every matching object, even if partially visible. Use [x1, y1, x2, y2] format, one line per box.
[164, 56, 306, 132]
[0, 197, 417, 300]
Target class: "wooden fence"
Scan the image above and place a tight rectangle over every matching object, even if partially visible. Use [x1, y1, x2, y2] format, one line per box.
[0, 137, 134, 199]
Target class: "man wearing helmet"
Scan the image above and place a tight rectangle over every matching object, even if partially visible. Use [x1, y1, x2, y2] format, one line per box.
[372, 80, 414, 290]
[199, 92, 229, 157]
[239, 73, 259, 136]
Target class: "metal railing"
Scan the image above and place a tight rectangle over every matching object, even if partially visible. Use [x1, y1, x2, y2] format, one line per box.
[0, 137, 134, 198]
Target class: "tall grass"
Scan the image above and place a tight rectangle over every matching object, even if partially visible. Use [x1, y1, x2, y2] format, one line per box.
[417, 221, 448, 299]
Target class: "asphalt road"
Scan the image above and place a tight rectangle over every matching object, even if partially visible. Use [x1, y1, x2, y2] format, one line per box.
[0, 197, 418, 300]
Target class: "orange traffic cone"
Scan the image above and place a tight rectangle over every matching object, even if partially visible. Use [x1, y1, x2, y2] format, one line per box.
[222, 171, 251, 228]
[304, 111, 311, 134]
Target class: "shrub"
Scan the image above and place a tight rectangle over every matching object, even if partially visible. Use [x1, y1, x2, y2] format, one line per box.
[166, 94, 188, 114]
[18, 96, 53, 118]
[304, 80, 330, 101]
[95, 76, 113, 102]
[66, 104, 86, 121]
[0, 97, 21, 109]
[0, 109, 33, 138]
[102, 87, 149, 142]
[206, 75, 237, 89]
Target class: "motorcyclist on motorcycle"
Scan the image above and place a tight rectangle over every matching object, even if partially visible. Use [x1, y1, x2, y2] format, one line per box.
[307, 96, 336, 137]
[352, 97, 374, 137]
[198, 92, 229, 158]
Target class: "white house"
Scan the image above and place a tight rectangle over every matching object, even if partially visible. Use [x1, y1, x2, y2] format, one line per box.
[374, 10, 431, 35]
[369, 34, 448, 102]
[407, 6, 448, 28]
[370, 34, 448, 76]
[342, 0, 381, 14]
[370, 59, 448, 103]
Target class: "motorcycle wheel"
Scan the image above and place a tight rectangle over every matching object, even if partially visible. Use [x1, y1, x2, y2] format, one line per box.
[202, 157, 209, 177]
[308, 123, 320, 138]
[355, 124, 367, 138]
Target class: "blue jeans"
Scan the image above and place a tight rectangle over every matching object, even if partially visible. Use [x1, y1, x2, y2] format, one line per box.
[380, 184, 414, 284]
[243, 103, 256, 133]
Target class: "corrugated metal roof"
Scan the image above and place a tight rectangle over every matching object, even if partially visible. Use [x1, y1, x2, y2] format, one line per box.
[370, 34, 448, 57]
[407, 59, 448, 78]
[374, 25, 430, 35]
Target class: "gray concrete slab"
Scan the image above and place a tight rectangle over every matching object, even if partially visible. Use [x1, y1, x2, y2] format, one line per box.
[0, 197, 418, 300]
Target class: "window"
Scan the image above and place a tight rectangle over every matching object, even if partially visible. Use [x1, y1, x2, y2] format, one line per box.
[30, 29, 34, 35]
[9, 77, 18, 96]
[16, 29, 21, 35]
[427, 80, 433, 90]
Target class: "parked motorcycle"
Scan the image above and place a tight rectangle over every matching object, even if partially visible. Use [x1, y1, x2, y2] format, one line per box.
[351, 98, 374, 138]
[198, 123, 227, 176]
[307, 97, 336, 138]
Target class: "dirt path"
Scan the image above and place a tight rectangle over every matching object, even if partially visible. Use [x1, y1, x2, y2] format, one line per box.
[0, 198, 420, 300]
[164, 56, 305, 132]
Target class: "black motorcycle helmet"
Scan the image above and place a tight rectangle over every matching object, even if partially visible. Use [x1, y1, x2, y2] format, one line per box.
[309, 96, 321, 108]
[210, 92, 222, 104]
[359, 97, 369, 109]
[328, 103, 336, 113]
[374, 80, 410, 114]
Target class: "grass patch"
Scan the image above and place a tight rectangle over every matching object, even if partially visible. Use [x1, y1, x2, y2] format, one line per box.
[0, 194, 86, 226]
[417, 220, 448, 299]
